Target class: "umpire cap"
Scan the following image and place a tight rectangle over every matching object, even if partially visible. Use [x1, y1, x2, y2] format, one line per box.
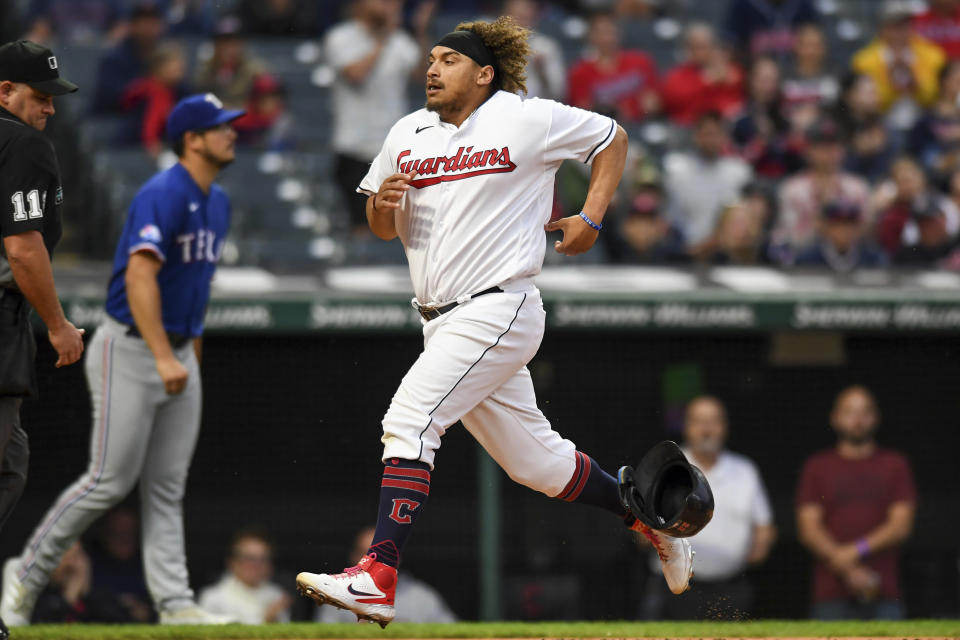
[0, 40, 78, 95]
[619, 441, 714, 538]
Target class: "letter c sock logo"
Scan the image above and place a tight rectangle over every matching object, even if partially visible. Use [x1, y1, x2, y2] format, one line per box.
[389, 498, 420, 524]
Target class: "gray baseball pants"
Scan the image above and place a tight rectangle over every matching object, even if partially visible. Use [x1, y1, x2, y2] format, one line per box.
[15, 316, 201, 612]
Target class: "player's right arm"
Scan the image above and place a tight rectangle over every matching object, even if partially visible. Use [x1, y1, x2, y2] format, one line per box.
[126, 251, 187, 395]
[4, 232, 84, 367]
[366, 170, 417, 241]
[1, 134, 83, 367]
[539, 101, 628, 255]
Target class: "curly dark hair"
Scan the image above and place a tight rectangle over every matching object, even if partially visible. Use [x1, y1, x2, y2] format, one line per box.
[455, 16, 531, 95]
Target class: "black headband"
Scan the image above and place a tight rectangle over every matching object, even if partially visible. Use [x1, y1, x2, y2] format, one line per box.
[435, 30, 496, 72]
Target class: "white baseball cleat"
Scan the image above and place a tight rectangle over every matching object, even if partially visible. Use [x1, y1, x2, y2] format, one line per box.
[631, 520, 695, 594]
[0, 558, 36, 627]
[159, 605, 236, 625]
[296, 554, 397, 628]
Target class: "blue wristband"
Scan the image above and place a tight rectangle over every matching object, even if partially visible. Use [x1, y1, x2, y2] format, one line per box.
[579, 211, 602, 231]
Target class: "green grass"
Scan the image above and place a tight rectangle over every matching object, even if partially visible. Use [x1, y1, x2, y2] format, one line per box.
[10, 620, 960, 640]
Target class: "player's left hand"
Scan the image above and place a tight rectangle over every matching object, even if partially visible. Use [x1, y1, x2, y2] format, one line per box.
[545, 215, 600, 256]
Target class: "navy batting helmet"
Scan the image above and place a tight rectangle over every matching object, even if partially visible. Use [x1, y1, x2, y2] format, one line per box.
[618, 441, 714, 538]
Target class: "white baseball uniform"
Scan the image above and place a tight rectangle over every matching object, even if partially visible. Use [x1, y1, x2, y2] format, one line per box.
[359, 90, 616, 496]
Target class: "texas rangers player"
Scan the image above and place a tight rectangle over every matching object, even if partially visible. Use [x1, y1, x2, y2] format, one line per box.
[296, 17, 699, 627]
[0, 94, 241, 626]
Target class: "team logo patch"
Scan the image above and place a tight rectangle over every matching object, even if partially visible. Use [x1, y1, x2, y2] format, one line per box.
[47, 56, 57, 70]
[389, 498, 420, 524]
[139, 223, 163, 243]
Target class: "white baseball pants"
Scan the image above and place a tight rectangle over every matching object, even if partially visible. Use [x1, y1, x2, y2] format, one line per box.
[16, 316, 200, 611]
[381, 282, 577, 497]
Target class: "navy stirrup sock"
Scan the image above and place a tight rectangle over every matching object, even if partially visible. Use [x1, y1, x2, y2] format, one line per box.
[557, 451, 628, 518]
[366, 458, 431, 568]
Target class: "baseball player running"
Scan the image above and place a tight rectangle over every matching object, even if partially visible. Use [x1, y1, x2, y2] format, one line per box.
[0, 94, 242, 627]
[297, 17, 701, 627]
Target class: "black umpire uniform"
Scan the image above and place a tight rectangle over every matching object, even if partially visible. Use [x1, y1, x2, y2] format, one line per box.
[0, 41, 78, 560]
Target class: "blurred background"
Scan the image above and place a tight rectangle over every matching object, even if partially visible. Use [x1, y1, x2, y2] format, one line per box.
[1, 0, 960, 624]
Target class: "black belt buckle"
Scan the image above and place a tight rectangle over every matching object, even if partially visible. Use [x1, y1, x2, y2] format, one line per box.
[126, 324, 190, 349]
[416, 286, 503, 322]
[167, 333, 190, 349]
[417, 306, 442, 322]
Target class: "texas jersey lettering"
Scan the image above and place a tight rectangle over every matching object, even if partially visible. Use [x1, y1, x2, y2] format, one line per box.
[176, 228, 223, 264]
[105, 162, 231, 337]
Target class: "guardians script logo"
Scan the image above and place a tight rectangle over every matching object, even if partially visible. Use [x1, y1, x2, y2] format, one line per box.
[397, 146, 516, 188]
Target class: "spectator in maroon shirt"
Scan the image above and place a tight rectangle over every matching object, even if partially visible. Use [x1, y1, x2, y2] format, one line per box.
[913, 0, 960, 59]
[892, 198, 960, 267]
[661, 23, 744, 126]
[873, 156, 955, 255]
[795, 385, 916, 621]
[567, 11, 660, 123]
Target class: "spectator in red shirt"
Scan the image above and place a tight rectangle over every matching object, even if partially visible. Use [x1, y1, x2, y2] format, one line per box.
[233, 75, 295, 151]
[913, 0, 960, 59]
[567, 11, 660, 123]
[662, 23, 744, 126]
[120, 42, 187, 156]
[795, 385, 916, 621]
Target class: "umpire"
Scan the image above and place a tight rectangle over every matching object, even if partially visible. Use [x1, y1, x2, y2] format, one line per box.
[0, 39, 84, 634]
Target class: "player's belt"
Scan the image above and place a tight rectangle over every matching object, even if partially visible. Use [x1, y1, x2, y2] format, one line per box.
[414, 286, 503, 322]
[124, 324, 191, 349]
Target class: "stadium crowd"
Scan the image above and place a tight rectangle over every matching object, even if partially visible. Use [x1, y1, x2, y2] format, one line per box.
[4, 0, 960, 269]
